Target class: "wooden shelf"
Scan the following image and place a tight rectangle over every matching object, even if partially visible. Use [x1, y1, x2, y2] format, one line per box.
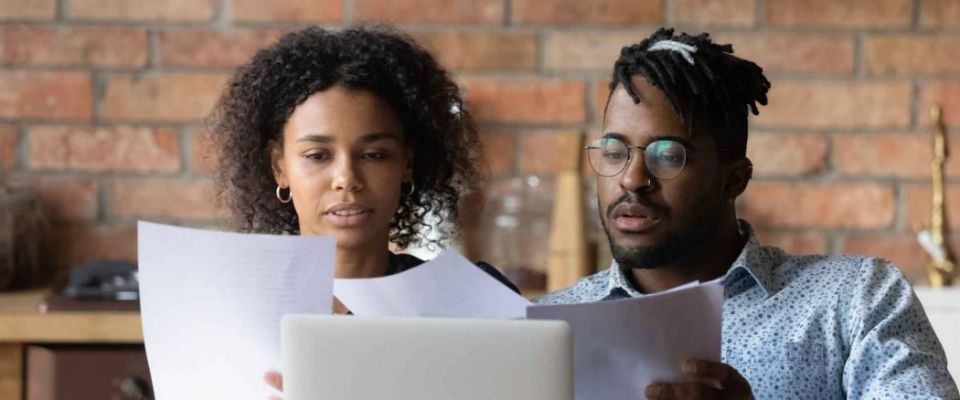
[0, 289, 142, 344]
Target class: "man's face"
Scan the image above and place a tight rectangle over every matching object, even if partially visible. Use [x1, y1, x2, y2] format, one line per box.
[597, 77, 726, 269]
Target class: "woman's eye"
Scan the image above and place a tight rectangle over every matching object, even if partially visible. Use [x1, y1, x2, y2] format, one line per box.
[361, 152, 388, 160]
[304, 152, 331, 161]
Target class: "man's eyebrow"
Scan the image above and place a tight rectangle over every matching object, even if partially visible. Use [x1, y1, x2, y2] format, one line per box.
[601, 132, 629, 142]
[646, 135, 695, 148]
[599, 133, 695, 148]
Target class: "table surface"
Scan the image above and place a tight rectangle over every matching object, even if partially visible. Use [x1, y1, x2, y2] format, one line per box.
[0, 289, 142, 343]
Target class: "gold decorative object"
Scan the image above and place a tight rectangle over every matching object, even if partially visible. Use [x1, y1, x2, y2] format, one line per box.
[919, 104, 956, 287]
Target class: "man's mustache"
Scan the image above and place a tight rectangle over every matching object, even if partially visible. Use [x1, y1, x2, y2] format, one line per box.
[605, 192, 669, 219]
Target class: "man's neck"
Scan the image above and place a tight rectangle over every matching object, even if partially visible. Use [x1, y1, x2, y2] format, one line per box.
[627, 218, 746, 294]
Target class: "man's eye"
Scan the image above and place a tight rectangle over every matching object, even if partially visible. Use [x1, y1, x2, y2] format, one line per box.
[603, 151, 628, 161]
[660, 153, 683, 163]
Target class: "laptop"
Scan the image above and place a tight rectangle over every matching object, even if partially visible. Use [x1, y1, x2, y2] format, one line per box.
[282, 315, 573, 400]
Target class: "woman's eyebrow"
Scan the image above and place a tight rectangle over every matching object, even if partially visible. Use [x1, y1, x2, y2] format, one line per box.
[296, 134, 333, 143]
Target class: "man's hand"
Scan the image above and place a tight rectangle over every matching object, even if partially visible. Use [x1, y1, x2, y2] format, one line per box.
[645, 359, 753, 399]
[264, 371, 283, 400]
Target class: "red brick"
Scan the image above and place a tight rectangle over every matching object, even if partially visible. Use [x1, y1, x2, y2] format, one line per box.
[190, 128, 217, 175]
[919, 81, 960, 128]
[595, 81, 613, 123]
[43, 223, 137, 270]
[767, 0, 912, 28]
[0, 71, 91, 119]
[356, 0, 502, 24]
[109, 178, 222, 221]
[866, 35, 960, 76]
[101, 73, 229, 122]
[513, 0, 661, 24]
[0, 126, 18, 168]
[0, 0, 55, 20]
[754, 231, 827, 254]
[68, 0, 215, 21]
[158, 29, 282, 69]
[747, 133, 828, 177]
[478, 131, 515, 175]
[25, 176, 98, 221]
[411, 32, 537, 71]
[544, 31, 642, 71]
[739, 182, 895, 229]
[717, 33, 855, 74]
[921, 0, 960, 27]
[842, 234, 933, 280]
[0, 26, 146, 67]
[834, 133, 932, 178]
[673, 0, 756, 27]
[757, 81, 911, 129]
[232, 0, 342, 22]
[28, 126, 180, 172]
[460, 79, 586, 124]
[905, 184, 960, 231]
[518, 130, 582, 174]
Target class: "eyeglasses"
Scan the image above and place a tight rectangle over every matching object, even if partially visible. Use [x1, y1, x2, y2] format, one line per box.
[585, 137, 688, 179]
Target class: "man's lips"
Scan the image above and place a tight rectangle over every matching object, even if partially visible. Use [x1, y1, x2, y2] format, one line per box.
[610, 202, 663, 233]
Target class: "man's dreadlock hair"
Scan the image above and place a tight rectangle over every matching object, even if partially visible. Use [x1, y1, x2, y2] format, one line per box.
[609, 28, 771, 158]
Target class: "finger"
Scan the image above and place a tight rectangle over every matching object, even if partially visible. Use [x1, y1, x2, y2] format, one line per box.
[683, 359, 752, 398]
[264, 371, 284, 390]
[646, 382, 720, 399]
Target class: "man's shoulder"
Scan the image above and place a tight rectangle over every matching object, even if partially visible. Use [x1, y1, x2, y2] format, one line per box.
[533, 269, 612, 305]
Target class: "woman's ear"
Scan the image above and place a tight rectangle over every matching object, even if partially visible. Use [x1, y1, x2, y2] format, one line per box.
[270, 139, 287, 187]
[404, 146, 415, 182]
[723, 157, 753, 202]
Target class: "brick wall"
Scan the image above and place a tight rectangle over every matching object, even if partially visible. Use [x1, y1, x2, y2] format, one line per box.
[1, 0, 957, 283]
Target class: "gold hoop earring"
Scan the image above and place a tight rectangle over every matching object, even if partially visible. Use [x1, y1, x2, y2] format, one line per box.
[276, 185, 292, 203]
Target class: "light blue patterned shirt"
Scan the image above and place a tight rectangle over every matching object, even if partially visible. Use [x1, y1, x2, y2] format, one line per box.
[535, 221, 959, 399]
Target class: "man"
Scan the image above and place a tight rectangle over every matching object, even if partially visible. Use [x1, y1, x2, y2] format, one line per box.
[536, 28, 959, 399]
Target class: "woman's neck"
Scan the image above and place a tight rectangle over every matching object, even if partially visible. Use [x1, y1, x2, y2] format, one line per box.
[334, 244, 390, 279]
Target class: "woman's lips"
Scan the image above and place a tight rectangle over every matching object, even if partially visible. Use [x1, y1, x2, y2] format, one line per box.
[323, 204, 372, 228]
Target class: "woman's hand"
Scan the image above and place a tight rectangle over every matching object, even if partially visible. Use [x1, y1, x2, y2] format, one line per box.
[264, 371, 283, 400]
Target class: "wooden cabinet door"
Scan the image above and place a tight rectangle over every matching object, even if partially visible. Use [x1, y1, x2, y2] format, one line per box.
[27, 345, 152, 400]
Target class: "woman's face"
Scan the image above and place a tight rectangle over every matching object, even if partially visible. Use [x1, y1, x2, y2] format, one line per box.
[271, 86, 410, 249]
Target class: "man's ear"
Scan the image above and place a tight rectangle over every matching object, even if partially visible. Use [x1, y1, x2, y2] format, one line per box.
[723, 157, 753, 202]
[270, 139, 287, 187]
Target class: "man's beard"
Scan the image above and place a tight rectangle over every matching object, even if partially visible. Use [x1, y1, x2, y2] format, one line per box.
[600, 179, 724, 270]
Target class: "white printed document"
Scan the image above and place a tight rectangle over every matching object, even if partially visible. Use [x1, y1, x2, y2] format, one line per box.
[334, 249, 531, 319]
[137, 222, 335, 399]
[527, 279, 724, 400]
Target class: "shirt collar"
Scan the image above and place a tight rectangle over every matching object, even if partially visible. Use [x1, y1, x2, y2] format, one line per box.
[604, 219, 779, 299]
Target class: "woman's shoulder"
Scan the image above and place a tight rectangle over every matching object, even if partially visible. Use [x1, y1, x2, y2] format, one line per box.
[388, 253, 520, 294]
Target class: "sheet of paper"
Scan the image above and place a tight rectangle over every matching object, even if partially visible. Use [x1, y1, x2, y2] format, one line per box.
[527, 279, 724, 400]
[333, 249, 531, 319]
[137, 221, 335, 399]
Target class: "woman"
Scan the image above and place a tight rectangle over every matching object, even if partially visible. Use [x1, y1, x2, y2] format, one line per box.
[207, 25, 518, 393]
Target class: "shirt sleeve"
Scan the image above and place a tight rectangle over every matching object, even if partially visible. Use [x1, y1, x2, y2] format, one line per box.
[842, 257, 959, 399]
[474, 261, 521, 294]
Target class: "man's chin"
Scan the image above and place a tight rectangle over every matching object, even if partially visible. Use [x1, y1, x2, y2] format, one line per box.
[609, 238, 687, 270]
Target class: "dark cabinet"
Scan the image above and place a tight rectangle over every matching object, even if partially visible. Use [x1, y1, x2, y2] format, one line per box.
[26, 345, 152, 400]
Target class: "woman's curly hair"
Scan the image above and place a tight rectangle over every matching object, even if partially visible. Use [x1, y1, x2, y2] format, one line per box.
[207, 25, 482, 248]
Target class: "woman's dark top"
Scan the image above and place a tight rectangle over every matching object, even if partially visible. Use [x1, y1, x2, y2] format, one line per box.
[386, 252, 521, 294]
